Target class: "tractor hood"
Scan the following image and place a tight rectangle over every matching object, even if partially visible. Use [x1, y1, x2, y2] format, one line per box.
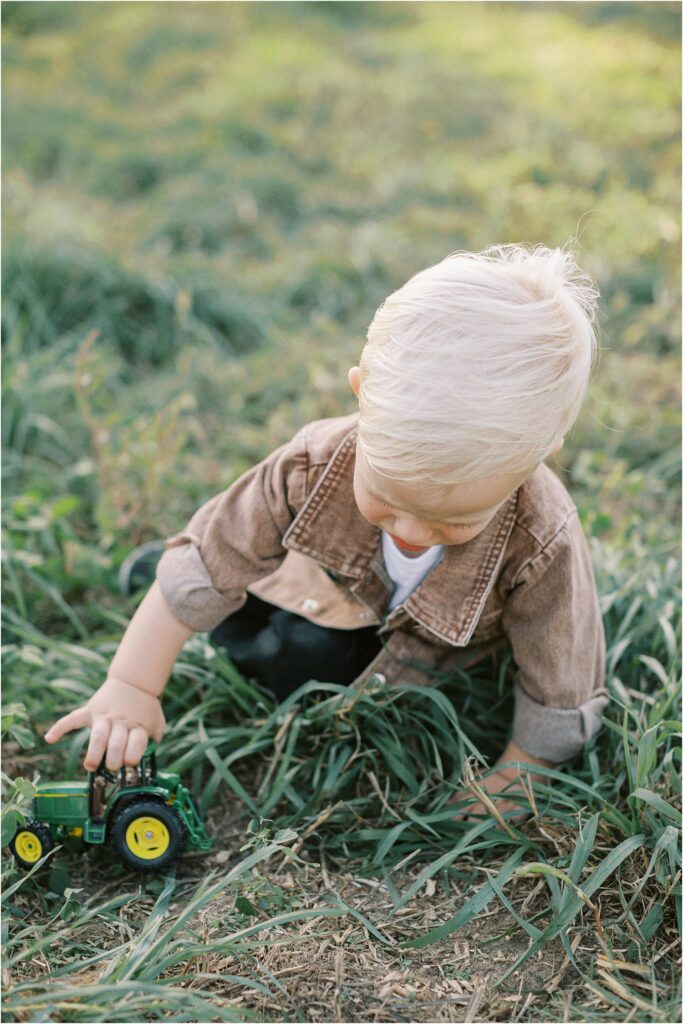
[35, 781, 88, 797]
[34, 781, 89, 826]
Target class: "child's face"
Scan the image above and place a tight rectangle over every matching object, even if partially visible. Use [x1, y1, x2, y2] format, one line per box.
[353, 443, 530, 555]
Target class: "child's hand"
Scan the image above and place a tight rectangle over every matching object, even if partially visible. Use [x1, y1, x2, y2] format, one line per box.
[450, 741, 553, 822]
[44, 676, 166, 772]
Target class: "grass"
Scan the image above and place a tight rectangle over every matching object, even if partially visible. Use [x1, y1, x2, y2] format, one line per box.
[2, 1, 681, 1021]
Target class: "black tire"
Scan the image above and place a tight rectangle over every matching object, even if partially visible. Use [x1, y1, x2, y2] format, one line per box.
[109, 799, 187, 873]
[9, 820, 54, 871]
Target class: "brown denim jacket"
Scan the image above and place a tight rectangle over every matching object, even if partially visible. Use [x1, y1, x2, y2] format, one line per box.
[157, 414, 608, 761]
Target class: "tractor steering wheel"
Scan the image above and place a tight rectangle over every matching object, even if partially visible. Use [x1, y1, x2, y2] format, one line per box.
[94, 760, 117, 783]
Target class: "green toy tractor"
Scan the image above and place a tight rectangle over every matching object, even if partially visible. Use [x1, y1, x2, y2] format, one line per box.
[8, 746, 212, 873]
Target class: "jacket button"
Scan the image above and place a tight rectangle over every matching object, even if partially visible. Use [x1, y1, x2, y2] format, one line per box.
[301, 598, 320, 612]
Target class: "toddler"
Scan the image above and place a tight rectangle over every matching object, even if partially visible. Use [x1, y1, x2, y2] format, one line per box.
[46, 243, 608, 816]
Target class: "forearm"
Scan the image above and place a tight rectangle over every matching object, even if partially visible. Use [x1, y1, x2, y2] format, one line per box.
[109, 580, 195, 697]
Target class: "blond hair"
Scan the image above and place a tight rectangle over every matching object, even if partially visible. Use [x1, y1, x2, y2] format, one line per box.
[357, 242, 601, 486]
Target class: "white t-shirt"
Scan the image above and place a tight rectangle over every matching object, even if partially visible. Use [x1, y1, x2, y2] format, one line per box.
[381, 532, 444, 611]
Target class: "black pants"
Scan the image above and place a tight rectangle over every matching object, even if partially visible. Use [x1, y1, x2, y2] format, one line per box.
[209, 593, 383, 701]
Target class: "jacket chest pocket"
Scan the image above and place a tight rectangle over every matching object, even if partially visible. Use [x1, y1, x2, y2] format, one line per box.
[249, 551, 376, 629]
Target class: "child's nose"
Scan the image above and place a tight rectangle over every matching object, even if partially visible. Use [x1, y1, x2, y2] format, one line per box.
[392, 517, 433, 544]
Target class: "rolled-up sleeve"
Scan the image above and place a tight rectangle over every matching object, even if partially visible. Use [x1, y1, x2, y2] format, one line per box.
[156, 426, 309, 632]
[501, 512, 608, 762]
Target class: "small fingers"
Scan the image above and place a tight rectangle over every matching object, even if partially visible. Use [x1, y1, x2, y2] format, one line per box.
[105, 721, 130, 772]
[44, 707, 89, 744]
[462, 801, 487, 820]
[123, 726, 148, 767]
[84, 715, 112, 771]
[452, 802, 486, 822]
[447, 790, 486, 822]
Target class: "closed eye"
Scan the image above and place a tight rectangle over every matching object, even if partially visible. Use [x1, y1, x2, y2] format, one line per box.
[370, 491, 487, 528]
[370, 493, 393, 509]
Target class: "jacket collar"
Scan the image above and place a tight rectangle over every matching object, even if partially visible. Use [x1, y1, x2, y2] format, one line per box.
[283, 425, 519, 646]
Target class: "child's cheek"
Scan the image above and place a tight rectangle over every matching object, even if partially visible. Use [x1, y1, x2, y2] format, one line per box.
[364, 501, 384, 526]
[353, 486, 377, 524]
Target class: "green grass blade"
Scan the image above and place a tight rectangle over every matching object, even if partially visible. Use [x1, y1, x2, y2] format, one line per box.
[401, 847, 527, 949]
[498, 833, 647, 983]
[389, 817, 503, 915]
[628, 787, 682, 825]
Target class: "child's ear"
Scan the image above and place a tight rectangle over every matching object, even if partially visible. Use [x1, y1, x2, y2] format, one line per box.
[348, 366, 361, 399]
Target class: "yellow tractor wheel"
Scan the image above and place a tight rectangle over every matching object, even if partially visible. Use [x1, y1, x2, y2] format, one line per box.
[110, 800, 186, 872]
[9, 821, 54, 870]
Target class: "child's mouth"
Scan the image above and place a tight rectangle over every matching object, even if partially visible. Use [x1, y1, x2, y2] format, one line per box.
[388, 533, 429, 552]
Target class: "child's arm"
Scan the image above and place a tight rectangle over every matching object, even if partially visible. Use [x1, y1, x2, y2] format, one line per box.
[45, 421, 311, 771]
[452, 511, 607, 824]
[44, 582, 194, 771]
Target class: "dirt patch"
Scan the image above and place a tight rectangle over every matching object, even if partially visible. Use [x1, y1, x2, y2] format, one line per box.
[187, 834, 573, 1023]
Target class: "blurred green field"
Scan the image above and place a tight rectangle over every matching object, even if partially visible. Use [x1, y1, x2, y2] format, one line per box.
[2, 3, 681, 1023]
